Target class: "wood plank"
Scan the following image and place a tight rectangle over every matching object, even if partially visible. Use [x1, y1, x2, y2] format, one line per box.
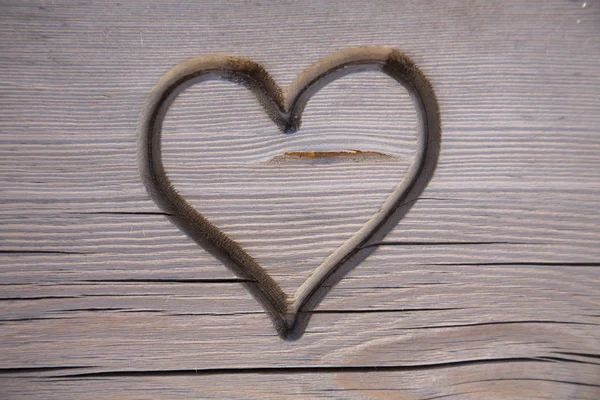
[1, 0, 599, 397]
[2, 361, 600, 400]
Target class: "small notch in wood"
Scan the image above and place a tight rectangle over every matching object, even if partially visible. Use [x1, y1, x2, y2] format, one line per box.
[267, 149, 398, 164]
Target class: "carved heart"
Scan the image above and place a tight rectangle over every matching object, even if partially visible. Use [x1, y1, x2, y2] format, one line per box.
[137, 46, 441, 340]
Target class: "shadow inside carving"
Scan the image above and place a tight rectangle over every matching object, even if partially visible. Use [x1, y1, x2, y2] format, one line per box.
[137, 46, 441, 340]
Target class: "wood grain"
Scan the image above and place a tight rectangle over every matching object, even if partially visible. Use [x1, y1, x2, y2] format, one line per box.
[1, 0, 599, 398]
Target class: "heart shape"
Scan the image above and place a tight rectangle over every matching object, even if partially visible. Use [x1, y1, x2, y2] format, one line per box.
[137, 46, 441, 340]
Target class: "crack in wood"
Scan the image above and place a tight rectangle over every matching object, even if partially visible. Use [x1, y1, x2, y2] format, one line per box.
[310, 307, 464, 314]
[0, 296, 81, 301]
[80, 278, 253, 284]
[360, 241, 535, 248]
[402, 320, 599, 329]
[538, 356, 600, 366]
[0, 250, 94, 255]
[72, 211, 173, 216]
[47, 357, 548, 379]
[554, 352, 600, 360]
[424, 262, 600, 267]
[453, 378, 600, 389]
[0, 366, 89, 374]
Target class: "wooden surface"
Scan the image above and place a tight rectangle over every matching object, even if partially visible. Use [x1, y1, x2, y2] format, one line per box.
[1, 0, 599, 398]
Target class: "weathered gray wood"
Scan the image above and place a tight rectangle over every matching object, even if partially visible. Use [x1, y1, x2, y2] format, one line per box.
[1, 0, 599, 398]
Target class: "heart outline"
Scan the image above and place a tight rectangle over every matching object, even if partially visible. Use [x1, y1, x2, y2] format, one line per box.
[137, 46, 441, 340]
